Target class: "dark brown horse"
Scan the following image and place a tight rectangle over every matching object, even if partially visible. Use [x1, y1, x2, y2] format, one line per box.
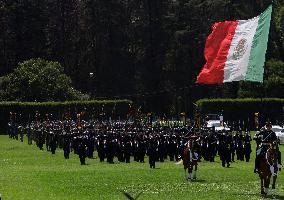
[183, 141, 198, 181]
[258, 142, 279, 196]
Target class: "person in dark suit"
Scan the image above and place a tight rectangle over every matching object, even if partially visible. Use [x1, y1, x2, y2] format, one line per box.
[148, 138, 157, 169]
[244, 132, 252, 162]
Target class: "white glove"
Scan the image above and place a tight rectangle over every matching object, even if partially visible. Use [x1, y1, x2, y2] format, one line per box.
[270, 165, 274, 174]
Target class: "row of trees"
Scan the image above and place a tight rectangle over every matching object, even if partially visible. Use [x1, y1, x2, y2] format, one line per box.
[0, 0, 283, 115]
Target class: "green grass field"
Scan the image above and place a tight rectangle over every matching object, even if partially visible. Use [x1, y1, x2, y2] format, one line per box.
[0, 135, 283, 200]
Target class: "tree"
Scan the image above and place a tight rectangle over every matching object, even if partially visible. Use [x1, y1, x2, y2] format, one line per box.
[237, 59, 284, 98]
[0, 0, 283, 114]
[264, 59, 284, 98]
[0, 58, 87, 101]
[274, 0, 284, 60]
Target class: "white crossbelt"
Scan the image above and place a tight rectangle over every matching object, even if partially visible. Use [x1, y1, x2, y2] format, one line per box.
[262, 131, 273, 142]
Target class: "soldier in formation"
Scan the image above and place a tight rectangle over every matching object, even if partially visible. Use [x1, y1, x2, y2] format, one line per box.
[7, 111, 255, 168]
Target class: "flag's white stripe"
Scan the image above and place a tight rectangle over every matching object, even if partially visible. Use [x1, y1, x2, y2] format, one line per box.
[223, 16, 259, 82]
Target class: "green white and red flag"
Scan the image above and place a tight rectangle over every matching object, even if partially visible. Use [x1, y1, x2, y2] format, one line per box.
[196, 5, 272, 84]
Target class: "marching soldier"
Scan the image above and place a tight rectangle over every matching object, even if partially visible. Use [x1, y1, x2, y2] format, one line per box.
[87, 134, 95, 159]
[244, 132, 252, 162]
[97, 136, 106, 162]
[219, 132, 231, 168]
[137, 135, 146, 163]
[148, 137, 158, 169]
[124, 135, 132, 163]
[106, 135, 115, 164]
[63, 135, 71, 159]
[78, 139, 88, 165]
[207, 132, 217, 162]
[27, 123, 33, 145]
[236, 132, 244, 161]
[50, 133, 57, 154]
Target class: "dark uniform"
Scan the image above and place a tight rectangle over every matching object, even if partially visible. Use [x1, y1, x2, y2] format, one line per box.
[97, 136, 106, 162]
[219, 133, 231, 167]
[50, 134, 57, 154]
[207, 133, 217, 162]
[124, 136, 132, 163]
[244, 132, 252, 162]
[106, 136, 114, 164]
[87, 134, 95, 158]
[254, 123, 279, 173]
[78, 140, 88, 165]
[236, 132, 244, 161]
[63, 135, 71, 159]
[27, 124, 33, 145]
[148, 138, 158, 168]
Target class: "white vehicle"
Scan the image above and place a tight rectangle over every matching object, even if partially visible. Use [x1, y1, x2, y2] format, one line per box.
[206, 120, 230, 131]
[272, 125, 284, 144]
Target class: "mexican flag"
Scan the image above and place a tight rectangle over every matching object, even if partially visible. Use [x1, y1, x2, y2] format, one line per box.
[196, 5, 272, 84]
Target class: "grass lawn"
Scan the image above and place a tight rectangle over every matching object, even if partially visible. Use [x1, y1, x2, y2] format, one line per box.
[0, 135, 283, 200]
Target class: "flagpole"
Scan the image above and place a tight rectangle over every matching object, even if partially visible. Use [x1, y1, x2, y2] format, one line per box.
[184, 86, 187, 124]
[260, 82, 264, 126]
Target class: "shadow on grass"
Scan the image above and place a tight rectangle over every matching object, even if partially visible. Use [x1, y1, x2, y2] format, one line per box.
[121, 190, 143, 200]
[81, 163, 90, 166]
[257, 194, 284, 200]
[231, 192, 284, 200]
[191, 179, 206, 183]
[265, 195, 284, 200]
[183, 179, 206, 183]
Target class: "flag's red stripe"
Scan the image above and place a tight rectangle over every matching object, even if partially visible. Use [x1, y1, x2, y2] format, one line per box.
[196, 21, 238, 84]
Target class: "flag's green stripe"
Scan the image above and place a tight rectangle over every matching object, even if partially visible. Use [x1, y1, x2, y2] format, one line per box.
[245, 5, 272, 82]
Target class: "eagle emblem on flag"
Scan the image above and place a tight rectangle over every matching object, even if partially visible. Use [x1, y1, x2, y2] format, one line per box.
[233, 38, 248, 60]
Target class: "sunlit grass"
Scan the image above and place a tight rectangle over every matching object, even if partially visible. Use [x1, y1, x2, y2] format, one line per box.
[0, 135, 283, 200]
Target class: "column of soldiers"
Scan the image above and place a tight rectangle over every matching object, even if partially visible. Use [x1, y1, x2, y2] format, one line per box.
[7, 112, 252, 168]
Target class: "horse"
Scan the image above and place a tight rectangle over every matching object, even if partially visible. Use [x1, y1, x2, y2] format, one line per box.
[183, 141, 199, 181]
[258, 142, 280, 196]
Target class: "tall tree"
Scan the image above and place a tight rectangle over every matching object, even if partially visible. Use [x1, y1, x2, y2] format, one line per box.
[0, 0, 283, 114]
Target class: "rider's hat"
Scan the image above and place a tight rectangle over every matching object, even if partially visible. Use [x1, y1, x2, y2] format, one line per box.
[265, 121, 272, 127]
[265, 121, 272, 125]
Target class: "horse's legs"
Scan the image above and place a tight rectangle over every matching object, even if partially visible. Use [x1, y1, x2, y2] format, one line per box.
[272, 175, 277, 189]
[193, 164, 197, 179]
[260, 176, 265, 195]
[271, 175, 277, 196]
[263, 176, 270, 195]
[187, 166, 193, 181]
[186, 167, 189, 180]
[192, 171, 196, 180]
[267, 175, 271, 189]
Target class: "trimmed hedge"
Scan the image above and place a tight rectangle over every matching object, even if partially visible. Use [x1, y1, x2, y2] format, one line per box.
[0, 100, 132, 133]
[196, 98, 284, 128]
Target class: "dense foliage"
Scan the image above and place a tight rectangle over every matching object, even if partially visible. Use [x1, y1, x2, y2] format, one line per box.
[196, 98, 284, 126]
[0, 59, 86, 101]
[0, 0, 283, 114]
[0, 100, 131, 132]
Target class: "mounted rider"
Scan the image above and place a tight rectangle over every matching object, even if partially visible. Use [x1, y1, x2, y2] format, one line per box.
[254, 122, 282, 173]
